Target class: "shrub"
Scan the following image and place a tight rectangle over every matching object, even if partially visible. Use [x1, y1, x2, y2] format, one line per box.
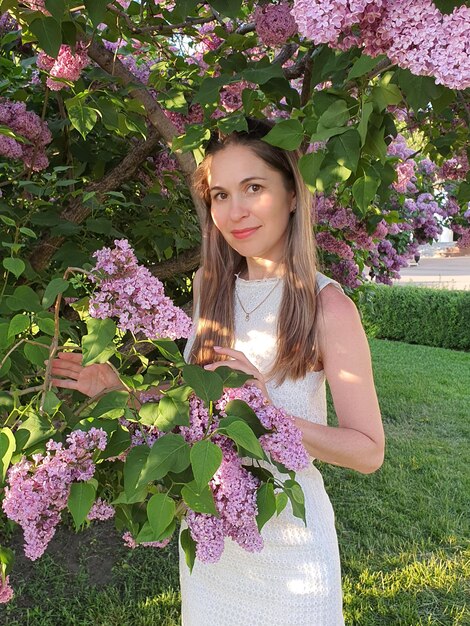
[359, 285, 470, 351]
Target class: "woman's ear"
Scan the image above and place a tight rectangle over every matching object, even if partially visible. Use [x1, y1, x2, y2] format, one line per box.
[290, 194, 297, 214]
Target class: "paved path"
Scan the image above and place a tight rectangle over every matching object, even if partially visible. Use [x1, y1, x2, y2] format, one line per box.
[394, 256, 470, 290]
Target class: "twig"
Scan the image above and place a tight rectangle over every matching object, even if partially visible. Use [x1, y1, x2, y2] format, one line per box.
[236, 22, 255, 35]
[105, 4, 215, 35]
[39, 266, 93, 414]
[4, 385, 44, 397]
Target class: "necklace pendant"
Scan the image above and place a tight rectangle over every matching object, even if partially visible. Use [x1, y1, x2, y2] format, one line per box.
[245, 313, 250, 322]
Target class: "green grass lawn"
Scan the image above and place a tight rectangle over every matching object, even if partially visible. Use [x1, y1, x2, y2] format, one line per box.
[1, 339, 469, 625]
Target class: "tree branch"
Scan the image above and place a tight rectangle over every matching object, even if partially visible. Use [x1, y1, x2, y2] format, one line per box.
[29, 126, 163, 272]
[106, 4, 215, 35]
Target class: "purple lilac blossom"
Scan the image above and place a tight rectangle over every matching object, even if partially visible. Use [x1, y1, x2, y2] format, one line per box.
[89, 239, 192, 340]
[2, 429, 107, 561]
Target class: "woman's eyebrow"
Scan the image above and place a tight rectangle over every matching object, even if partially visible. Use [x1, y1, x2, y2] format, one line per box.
[210, 176, 267, 192]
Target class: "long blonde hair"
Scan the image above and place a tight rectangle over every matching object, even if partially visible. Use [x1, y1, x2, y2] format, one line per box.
[188, 119, 320, 383]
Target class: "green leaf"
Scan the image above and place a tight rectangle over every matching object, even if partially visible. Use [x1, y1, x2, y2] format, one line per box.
[19, 227, 38, 239]
[29, 17, 62, 58]
[45, 0, 65, 19]
[138, 401, 160, 427]
[209, 0, 242, 19]
[180, 528, 196, 573]
[99, 424, 131, 460]
[370, 82, 402, 112]
[136, 519, 175, 544]
[395, 68, 447, 112]
[24, 337, 50, 367]
[84, 0, 108, 27]
[2, 257, 25, 278]
[256, 482, 276, 532]
[193, 76, 227, 107]
[0, 545, 15, 577]
[347, 54, 386, 80]
[352, 174, 380, 214]
[0, 427, 16, 483]
[299, 151, 325, 189]
[82, 318, 116, 366]
[182, 364, 223, 407]
[6, 285, 42, 312]
[36, 315, 55, 336]
[172, 126, 210, 153]
[136, 433, 191, 490]
[282, 479, 306, 524]
[181, 481, 218, 516]
[241, 60, 284, 85]
[276, 491, 288, 516]
[224, 399, 269, 437]
[213, 366, 253, 388]
[15, 414, 55, 452]
[363, 126, 387, 162]
[217, 419, 265, 460]
[457, 181, 470, 204]
[68, 481, 96, 529]
[329, 129, 361, 174]
[124, 445, 150, 498]
[263, 119, 304, 151]
[309, 126, 350, 143]
[8, 313, 30, 338]
[357, 101, 374, 147]
[42, 277, 69, 308]
[91, 390, 129, 419]
[153, 339, 184, 365]
[67, 104, 99, 140]
[190, 439, 223, 492]
[155, 395, 190, 432]
[147, 492, 176, 538]
[42, 390, 61, 415]
[317, 100, 349, 130]
[0, 214, 16, 226]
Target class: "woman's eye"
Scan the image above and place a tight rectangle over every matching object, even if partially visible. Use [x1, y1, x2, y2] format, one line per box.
[248, 184, 261, 193]
[213, 192, 227, 200]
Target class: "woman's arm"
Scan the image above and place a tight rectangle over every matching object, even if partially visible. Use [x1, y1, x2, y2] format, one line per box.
[294, 285, 384, 474]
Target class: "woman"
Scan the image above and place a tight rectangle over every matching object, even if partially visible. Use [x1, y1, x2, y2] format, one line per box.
[52, 119, 384, 625]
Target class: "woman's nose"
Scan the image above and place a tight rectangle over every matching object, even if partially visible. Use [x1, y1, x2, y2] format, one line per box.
[229, 196, 249, 220]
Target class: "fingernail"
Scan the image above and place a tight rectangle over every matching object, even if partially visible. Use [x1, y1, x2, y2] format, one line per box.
[213, 346, 221, 350]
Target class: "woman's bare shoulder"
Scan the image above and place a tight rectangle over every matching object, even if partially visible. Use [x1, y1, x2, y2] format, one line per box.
[316, 284, 365, 355]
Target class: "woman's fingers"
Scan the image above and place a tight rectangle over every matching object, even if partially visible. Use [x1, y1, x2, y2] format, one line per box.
[50, 360, 82, 378]
[51, 378, 79, 390]
[57, 352, 82, 363]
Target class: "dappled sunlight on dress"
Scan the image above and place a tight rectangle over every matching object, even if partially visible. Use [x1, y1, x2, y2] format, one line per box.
[179, 272, 345, 626]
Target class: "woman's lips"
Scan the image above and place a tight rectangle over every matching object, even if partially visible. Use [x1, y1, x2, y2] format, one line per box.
[231, 227, 260, 239]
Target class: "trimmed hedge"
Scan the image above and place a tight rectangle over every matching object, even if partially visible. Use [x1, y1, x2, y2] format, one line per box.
[359, 284, 470, 351]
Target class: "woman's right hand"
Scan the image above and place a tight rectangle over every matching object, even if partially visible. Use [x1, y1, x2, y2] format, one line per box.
[49, 352, 124, 398]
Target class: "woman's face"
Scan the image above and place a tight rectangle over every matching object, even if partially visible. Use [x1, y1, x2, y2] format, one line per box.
[207, 144, 295, 265]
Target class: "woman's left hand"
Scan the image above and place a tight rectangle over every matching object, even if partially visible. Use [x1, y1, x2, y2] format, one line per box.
[204, 346, 271, 402]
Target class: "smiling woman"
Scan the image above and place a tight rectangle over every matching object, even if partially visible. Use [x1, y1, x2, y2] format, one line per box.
[181, 118, 384, 625]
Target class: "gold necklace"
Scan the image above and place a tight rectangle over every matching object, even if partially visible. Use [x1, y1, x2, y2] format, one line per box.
[235, 279, 281, 322]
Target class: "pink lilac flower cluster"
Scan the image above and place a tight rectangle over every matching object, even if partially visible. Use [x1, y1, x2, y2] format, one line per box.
[216, 385, 310, 472]
[37, 42, 89, 91]
[368, 238, 412, 285]
[2, 429, 107, 562]
[292, 0, 470, 90]
[0, 576, 13, 604]
[187, 444, 263, 563]
[219, 81, 255, 114]
[89, 239, 192, 340]
[87, 498, 115, 521]
[0, 98, 52, 171]
[438, 153, 469, 181]
[22, 0, 49, 12]
[254, 2, 298, 47]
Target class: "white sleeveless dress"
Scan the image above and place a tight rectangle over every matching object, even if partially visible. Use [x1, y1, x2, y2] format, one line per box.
[179, 272, 345, 626]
